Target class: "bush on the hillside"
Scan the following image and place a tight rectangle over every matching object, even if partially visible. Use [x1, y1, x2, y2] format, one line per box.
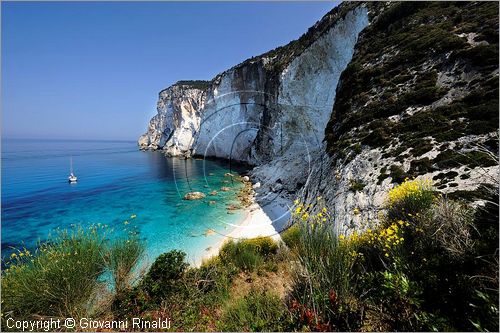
[281, 224, 302, 250]
[105, 234, 144, 294]
[386, 178, 435, 221]
[219, 237, 278, 272]
[140, 250, 189, 299]
[287, 178, 498, 331]
[288, 203, 361, 331]
[2, 226, 143, 321]
[243, 237, 279, 257]
[421, 197, 475, 258]
[219, 289, 290, 331]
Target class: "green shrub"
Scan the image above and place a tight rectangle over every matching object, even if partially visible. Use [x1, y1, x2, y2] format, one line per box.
[2, 226, 143, 321]
[362, 270, 425, 331]
[389, 165, 407, 184]
[288, 204, 360, 331]
[386, 178, 435, 221]
[219, 237, 278, 272]
[219, 240, 264, 272]
[350, 179, 366, 192]
[140, 250, 189, 299]
[420, 197, 475, 258]
[243, 237, 279, 257]
[219, 290, 289, 331]
[105, 235, 144, 294]
[281, 224, 302, 250]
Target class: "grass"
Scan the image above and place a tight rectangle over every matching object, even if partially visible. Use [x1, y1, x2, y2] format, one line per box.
[219, 237, 278, 272]
[219, 290, 289, 331]
[1, 225, 144, 322]
[281, 224, 302, 250]
[105, 234, 144, 294]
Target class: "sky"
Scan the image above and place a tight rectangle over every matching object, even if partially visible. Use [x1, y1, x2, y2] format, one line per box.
[2, 1, 337, 141]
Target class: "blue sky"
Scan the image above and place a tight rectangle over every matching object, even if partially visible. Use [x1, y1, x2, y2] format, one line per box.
[2, 1, 337, 141]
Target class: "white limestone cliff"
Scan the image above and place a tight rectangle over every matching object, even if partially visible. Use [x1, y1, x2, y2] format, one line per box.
[138, 1, 499, 235]
[138, 84, 206, 155]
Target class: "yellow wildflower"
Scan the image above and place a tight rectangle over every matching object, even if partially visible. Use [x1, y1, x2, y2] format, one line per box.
[388, 178, 434, 205]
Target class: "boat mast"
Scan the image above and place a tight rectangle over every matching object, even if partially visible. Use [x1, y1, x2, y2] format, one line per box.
[70, 157, 73, 174]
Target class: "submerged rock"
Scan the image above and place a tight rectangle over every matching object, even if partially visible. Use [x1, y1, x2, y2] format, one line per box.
[209, 190, 218, 196]
[183, 192, 206, 200]
[220, 186, 231, 192]
[226, 204, 241, 211]
[204, 229, 215, 236]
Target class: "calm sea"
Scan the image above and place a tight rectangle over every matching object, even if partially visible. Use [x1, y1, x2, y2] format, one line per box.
[1, 139, 245, 265]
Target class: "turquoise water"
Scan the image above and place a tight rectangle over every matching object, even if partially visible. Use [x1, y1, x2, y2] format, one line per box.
[1, 139, 246, 265]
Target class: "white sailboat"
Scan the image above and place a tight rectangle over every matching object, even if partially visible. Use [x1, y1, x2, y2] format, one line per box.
[68, 157, 77, 183]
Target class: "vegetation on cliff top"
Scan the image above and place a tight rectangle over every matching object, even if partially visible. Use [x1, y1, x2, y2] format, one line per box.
[325, 1, 499, 187]
[175, 80, 211, 90]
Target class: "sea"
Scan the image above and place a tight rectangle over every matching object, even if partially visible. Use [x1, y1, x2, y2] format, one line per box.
[1, 138, 246, 266]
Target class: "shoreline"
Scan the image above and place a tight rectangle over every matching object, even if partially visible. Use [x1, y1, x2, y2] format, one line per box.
[194, 201, 283, 267]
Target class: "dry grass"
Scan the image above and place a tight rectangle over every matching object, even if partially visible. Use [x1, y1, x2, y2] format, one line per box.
[423, 196, 476, 258]
[230, 260, 293, 301]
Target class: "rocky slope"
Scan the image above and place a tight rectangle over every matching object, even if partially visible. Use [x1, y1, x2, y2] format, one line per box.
[139, 1, 499, 234]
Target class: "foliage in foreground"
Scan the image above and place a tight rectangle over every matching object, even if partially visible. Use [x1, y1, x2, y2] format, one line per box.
[112, 236, 287, 331]
[1, 225, 144, 323]
[2, 179, 498, 332]
[285, 179, 499, 332]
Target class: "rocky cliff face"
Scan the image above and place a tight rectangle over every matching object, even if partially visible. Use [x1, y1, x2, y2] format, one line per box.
[299, 1, 499, 234]
[138, 81, 207, 154]
[139, 1, 499, 234]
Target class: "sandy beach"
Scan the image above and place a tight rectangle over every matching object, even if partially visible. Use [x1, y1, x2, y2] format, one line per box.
[195, 200, 287, 266]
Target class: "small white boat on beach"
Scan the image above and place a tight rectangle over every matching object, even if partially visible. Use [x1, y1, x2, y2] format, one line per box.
[68, 157, 78, 183]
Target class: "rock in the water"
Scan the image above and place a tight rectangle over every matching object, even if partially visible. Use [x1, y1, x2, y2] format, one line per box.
[209, 190, 218, 196]
[242, 176, 250, 182]
[224, 172, 234, 177]
[208, 200, 216, 205]
[226, 204, 240, 211]
[183, 192, 206, 200]
[205, 229, 215, 236]
[252, 182, 261, 189]
[220, 186, 231, 191]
